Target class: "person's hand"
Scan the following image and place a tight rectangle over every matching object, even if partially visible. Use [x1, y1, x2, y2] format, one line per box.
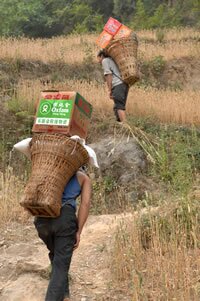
[73, 231, 81, 250]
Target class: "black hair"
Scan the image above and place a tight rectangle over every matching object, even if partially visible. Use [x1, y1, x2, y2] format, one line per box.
[97, 49, 109, 58]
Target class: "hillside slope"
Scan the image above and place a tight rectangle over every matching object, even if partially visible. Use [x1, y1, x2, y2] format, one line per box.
[0, 56, 200, 91]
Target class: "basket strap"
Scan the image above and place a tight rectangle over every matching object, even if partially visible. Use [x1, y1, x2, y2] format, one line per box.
[70, 139, 78, 155]
[110, 67, 128, 86]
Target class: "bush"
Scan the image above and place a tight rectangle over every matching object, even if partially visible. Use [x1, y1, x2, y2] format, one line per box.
[156, 29, 165, 43]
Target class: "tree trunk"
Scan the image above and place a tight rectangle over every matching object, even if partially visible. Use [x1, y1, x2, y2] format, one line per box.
[168, 0, 175, 7]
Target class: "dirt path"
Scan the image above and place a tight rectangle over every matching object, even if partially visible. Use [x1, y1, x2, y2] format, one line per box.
[0, 214, 130, 301]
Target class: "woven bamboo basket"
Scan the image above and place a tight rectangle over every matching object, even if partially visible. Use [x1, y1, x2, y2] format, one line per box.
[106, 34, 140, 86]
[20, 133, 89, 217]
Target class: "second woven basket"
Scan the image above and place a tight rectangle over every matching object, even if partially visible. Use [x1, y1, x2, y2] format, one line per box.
[20, 133, 89, 217]
[106, 34, 140, 86]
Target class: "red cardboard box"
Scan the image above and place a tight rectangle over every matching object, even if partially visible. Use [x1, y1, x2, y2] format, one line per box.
[96, 30, 113, 49]
[114, 24, 132, 39]
[104, 17, 122, 36]
[32, 91, 93, 139]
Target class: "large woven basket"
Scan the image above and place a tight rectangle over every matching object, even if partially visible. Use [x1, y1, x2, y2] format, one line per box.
[106, 34, 140, 86]
[20, 133, 89, 217]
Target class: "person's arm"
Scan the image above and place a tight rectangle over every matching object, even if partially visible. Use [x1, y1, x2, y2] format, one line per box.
[105, 74, 113, 99]
[74, 171, 91, 249]
[102, 58, 113, 99]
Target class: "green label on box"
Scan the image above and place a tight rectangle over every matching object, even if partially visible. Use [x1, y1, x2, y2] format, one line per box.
[75, 93, 93, 118]
[36, 99, 73, 126]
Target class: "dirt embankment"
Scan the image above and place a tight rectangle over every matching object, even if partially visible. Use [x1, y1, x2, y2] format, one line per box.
[161, 57, 200, 90]
[140, 56, 200, 90]
[0, 56, 200, 91]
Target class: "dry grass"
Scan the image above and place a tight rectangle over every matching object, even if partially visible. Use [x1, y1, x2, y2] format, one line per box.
[138, 28, 200, 61]
[127, 87, 200, 125]
[138, 27, 200, 41]
[1, 28, 198, 127]
[0, 28, 199, 64]
[65, 81, 200, 125]
[0, 35, 97, 64]
[0, 168, 28, 225]
[14, 79, 200, 125]
[0, 29, 199, 300]
[139, 40, 200, 61]
[111, 202, 200, 300]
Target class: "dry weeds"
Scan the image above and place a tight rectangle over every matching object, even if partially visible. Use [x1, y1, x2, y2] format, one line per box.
[111, 204, 200, 300]
[138, 27, 200, 41]
[0, 28, 199, 63]
[0, 29, 200, 300]
[14, 79, 200, 125]
[0, 168, 28, 225]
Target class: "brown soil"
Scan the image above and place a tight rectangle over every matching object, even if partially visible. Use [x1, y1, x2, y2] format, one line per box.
[161, 57, 200, 90]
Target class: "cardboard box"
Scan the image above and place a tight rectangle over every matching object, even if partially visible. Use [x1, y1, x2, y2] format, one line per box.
[96, 30, 113, 49]
[104, 17, 122, 36]
[32, 91, 93, 139]
[114, 24, 132, 39]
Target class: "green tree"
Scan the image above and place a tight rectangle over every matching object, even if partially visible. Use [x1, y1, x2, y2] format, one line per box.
[0, 0, 103, 37]
[131, 0, 149, 29]
[192, 0, 200, 26]
[0, 0, 56, 37]
[113, 0, 136, 22]
[177, 0, 200, 26]
[86, 0, 114, 22]
[55, 0, 103, 34]
[0, 0, 199, 37]
[143, 0, 164, 14]
[22, 0, 56, 37]
[0, 0, 30, 36]
[149, 3, 181, 28]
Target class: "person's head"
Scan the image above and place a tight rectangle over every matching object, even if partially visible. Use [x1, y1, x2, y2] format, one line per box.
[97, 49, 109, 64]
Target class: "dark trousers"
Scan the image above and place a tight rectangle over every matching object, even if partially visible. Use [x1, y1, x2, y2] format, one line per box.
[34, 205, 78, 301]
[112, 83, 129, 121]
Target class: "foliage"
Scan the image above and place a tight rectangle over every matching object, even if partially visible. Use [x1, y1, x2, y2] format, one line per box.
[127, 117, 200, 197]
[156, 29, 165, 43]
[113, 0, 135, 23]
[0, 0, 53, 37]
[140, 56, 166, 88]
[139, 197, 200, 249]
[0, 0, 199, 37]
[131, 0, 149, 29]
[149, 55, 166, 76]
[131, 0, 200, 30]
[150, 125, 200, 196]
[91, 176, 130, 215]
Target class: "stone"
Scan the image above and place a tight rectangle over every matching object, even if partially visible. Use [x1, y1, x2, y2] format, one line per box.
[89, 137, 146, 184]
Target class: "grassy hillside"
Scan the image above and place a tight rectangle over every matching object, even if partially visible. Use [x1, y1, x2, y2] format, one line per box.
[0, 28, 200, 300]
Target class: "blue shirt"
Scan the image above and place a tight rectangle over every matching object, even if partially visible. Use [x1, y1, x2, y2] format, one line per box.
[62, 174, 81, 210]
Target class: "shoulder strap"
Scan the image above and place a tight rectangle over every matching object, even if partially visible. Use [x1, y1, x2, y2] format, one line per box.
[110, 67, 129, 86]
[110, 67, 122, 81]
[108, 58, 126, 84]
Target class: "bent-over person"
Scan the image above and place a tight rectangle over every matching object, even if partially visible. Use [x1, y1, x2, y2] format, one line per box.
[97, 49, 129, 122]
[34, 170, 92, 301]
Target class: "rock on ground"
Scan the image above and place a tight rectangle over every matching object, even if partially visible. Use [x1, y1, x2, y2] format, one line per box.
[89, 136, 146, 185]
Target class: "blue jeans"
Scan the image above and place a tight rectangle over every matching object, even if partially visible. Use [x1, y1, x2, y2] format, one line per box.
[34, 205, 78, 301]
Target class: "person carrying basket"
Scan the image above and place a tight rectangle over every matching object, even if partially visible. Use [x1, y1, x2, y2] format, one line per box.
[97, 49, 129, 122]
[34, 169, 91, 301]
